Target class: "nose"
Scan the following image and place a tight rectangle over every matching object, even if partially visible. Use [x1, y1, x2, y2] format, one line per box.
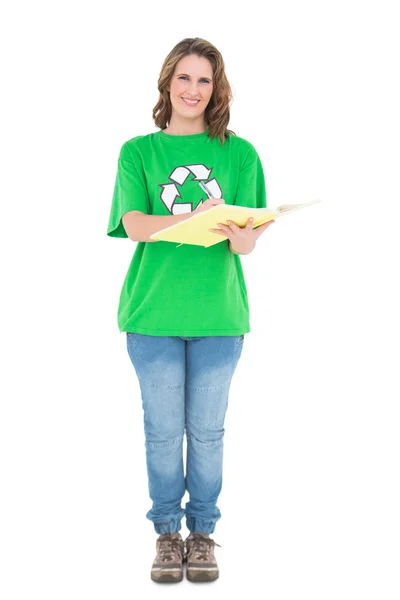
[186, 83, 200, 97]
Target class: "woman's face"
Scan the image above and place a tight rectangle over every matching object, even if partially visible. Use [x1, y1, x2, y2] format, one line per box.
[167, 54, 214, 123]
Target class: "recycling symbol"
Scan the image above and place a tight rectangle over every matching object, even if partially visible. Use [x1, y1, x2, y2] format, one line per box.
[158, 163, 223, 215]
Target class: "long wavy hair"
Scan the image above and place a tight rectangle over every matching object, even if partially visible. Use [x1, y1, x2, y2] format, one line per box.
[152, 38, 236, 145]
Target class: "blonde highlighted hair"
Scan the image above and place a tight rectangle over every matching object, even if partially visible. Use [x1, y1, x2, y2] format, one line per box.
[152, 37, 236, 145]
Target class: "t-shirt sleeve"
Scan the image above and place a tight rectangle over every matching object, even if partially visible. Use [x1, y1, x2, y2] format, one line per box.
[233, 145, 267, 209]
[106, 143, 150, 238]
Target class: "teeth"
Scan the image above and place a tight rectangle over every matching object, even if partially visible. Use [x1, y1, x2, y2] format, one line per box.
[183, 98, 199, 104]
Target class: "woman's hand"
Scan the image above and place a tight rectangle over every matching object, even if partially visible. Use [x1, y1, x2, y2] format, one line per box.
[209, 217, 275, 254]
[193, 197, 225, 214]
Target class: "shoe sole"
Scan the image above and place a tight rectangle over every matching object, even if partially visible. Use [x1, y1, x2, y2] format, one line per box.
[186, 569, 219, 582]
[151, 571, 183, 583]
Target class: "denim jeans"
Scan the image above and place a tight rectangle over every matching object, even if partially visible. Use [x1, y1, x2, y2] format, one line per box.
[126, 333, 244, 535]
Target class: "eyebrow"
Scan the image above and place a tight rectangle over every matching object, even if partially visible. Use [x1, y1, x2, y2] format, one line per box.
[176, 73, 212, 80]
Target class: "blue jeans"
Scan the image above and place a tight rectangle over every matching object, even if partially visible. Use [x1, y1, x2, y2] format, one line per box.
[126, 333, 244, 535]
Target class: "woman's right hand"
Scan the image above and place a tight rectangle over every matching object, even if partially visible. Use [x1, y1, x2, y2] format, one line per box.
[193, 197, 225, 215]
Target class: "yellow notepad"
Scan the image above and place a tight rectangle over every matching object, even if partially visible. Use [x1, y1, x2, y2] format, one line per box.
[149, 200, 321, 248]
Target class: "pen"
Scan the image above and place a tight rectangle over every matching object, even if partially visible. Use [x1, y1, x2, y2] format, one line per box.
[198, 180, 213, 198]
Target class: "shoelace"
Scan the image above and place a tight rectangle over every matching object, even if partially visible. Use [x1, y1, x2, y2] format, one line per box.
[155, 521, 184, 562]
[158, 536, 184, 562]
[185, 534, 222, 561]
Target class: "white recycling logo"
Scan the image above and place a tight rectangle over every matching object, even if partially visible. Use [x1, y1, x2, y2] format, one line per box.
[159, 163, 223, 215]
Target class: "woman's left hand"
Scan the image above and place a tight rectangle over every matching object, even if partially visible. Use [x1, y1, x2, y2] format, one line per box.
[209, 217, 275, 254]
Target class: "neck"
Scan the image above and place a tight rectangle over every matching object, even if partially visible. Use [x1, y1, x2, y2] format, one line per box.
[165, 115, 207, 136]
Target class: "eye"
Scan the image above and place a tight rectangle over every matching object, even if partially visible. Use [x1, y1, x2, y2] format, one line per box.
[178, 76, 210, 83]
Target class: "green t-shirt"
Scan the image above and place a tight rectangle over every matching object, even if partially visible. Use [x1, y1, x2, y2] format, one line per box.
[106, 129, 267, 336]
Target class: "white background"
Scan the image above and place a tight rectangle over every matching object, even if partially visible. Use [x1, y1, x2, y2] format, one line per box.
[1, 0, 399, 598]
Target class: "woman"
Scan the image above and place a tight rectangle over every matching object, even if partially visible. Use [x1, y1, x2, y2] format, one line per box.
[106, 37, 275, 583]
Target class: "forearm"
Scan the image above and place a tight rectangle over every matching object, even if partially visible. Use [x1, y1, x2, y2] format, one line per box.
[229, 241, 255, 255]
[127, 212, 193, 242]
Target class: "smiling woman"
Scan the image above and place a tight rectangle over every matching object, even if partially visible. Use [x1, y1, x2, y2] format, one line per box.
[107, 36, 272, 585]
[152, 38, 235, 143]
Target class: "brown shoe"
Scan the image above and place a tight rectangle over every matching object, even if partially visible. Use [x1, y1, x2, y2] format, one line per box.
[185, 533, 221, 582]
[151, 532, 185, 583]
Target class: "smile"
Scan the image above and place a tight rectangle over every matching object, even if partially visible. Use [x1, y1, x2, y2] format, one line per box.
[182, 98, 200, 106]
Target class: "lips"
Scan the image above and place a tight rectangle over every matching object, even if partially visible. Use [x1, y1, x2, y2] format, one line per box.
[182, 98, 200, 106]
